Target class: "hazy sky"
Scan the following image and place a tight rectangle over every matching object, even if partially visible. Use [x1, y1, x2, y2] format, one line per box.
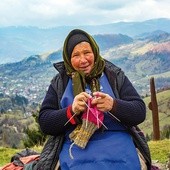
[0, 0, 170, 27]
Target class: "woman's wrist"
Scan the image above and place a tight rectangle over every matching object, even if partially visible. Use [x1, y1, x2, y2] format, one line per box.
[109, 99, 117, 113]
[66, 105, 81, 125]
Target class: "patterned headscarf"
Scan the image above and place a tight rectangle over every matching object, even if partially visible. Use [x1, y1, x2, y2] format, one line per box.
[63, 29, 105, 96]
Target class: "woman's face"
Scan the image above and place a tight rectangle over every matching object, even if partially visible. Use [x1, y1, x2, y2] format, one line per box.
[71, 42, 95, 75]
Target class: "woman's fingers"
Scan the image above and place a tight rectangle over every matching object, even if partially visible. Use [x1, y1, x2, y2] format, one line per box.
[93, 91, 106, 98]
[72, 91, 113, 113]
[91, 92, 114, 112]
[72, 92, 92, 114]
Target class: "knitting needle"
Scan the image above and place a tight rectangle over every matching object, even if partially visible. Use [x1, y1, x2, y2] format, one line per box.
[64, 112, 77, 126]
[85, 99, 90, 128]
[107, 111, 121, 122]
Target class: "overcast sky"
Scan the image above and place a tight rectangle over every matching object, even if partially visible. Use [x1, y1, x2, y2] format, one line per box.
[0, 0, 170, 28]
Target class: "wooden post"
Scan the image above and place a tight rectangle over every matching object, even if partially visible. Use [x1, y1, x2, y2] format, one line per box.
[148, 77, 160, 140]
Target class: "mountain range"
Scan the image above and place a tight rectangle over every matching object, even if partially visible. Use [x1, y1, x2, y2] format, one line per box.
[0, 18, 170, 64]
[0, 29, 170, 110]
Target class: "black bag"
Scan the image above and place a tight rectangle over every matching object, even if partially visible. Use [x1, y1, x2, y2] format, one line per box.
[34, 135, 64, 170]
[11, 148, 39, 163]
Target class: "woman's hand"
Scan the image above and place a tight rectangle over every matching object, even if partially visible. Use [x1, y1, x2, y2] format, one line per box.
[91, 92, 114, 112]
[72, 92, 91, 115]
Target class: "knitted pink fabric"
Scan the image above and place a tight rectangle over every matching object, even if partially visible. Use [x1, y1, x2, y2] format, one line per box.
[82, 98, 104, 127]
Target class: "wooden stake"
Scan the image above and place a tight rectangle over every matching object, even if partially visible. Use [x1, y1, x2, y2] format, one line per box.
[149, 77, 160, 140]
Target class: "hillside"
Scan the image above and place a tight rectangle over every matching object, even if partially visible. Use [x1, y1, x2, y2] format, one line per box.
[0, 113, 35, 148]
[104, 31, 170, 96]
[93, 34, 133, 51]
[140, 90, 170, 137]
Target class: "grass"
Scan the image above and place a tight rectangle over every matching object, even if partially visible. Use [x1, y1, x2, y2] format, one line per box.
[148, 139, 170, 163]
[0, 140, 169, 167]
[0, 147, 21, 167]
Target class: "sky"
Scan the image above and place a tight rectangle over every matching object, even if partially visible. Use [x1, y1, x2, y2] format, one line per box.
[0, 0, 170, 28]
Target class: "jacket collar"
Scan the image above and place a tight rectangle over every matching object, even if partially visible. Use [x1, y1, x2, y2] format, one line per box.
[53, 61, 65, 73]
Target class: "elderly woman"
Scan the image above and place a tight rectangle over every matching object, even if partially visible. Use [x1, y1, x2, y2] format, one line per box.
[38, 29, 147, 170]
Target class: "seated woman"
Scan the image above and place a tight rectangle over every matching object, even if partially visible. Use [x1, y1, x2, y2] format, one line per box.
[39, 29, 147, 170]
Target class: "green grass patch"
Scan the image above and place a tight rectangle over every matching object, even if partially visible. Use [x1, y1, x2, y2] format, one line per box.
[148, 139, 170, 163]
[0, 147, 21, 166]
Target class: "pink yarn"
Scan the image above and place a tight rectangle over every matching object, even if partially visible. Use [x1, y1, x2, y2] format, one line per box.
[82, 98, 104, 128]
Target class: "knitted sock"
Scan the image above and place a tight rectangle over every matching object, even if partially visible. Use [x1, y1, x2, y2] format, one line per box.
[69, 98, 104, 149]
[70, 119, 98, 149]
[69, 124, 82, 142]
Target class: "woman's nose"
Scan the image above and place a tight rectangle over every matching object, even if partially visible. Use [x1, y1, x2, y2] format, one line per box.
[79, 55, 87, 63]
